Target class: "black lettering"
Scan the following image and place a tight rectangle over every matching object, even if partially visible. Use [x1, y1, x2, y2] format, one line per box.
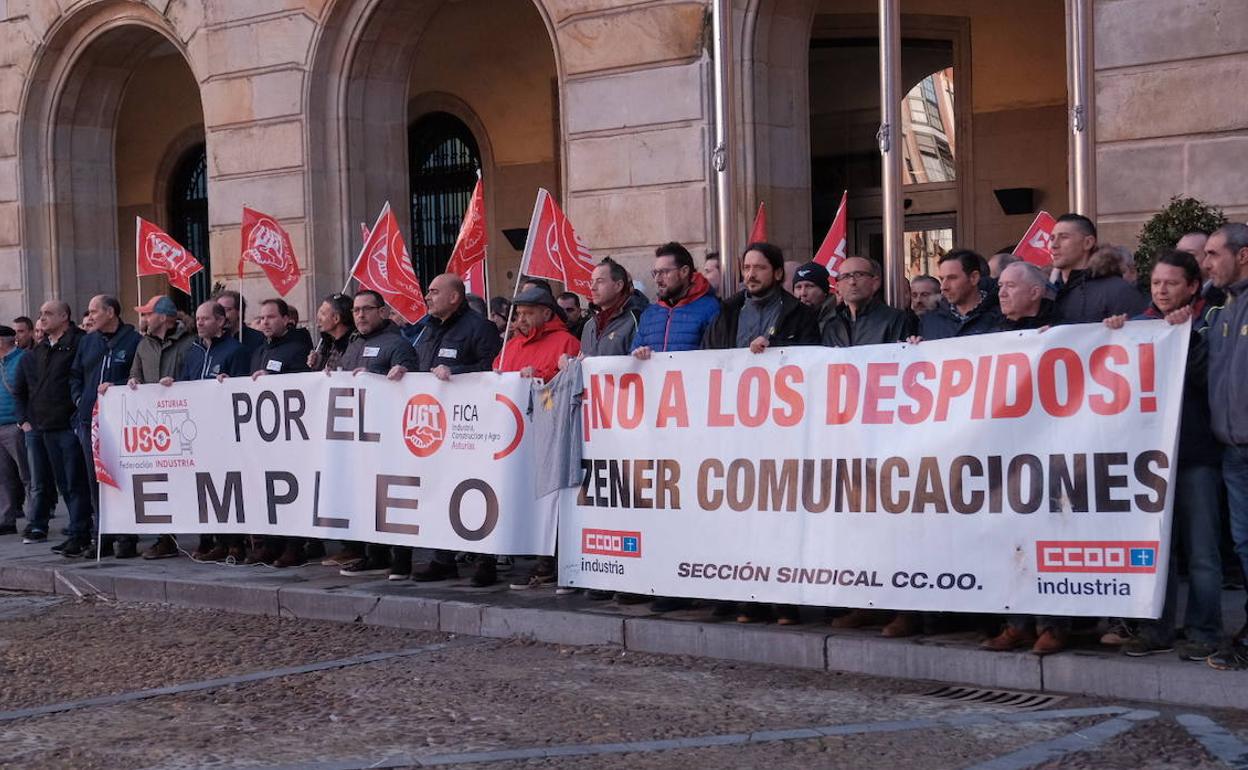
[1048, 454, 1089, 512]
[312, 470, 348, 528]
[265, 471, 298, 524]
[283, 389, 308, 440]
[449, 479, 499, 541]
[1007, 454, 1043, 513]
[325, 387, 354, 441]
[231, 393, 252, 442]
[134, 473, 171, 524]
[196, 471, 244, 524]
[1133, 450, 1169, 513]
[376, 474, 420, 535]
[1093, 452, 1130, 513]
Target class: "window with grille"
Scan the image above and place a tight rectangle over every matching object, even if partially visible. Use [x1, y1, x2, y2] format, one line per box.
[167, 143, 210, 310]
[408, 112, 482, 285]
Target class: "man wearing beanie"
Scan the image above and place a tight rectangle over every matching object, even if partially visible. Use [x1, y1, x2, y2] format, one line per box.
[792, 261, 839, 336]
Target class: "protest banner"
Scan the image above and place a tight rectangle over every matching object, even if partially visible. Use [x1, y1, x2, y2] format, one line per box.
[97, 371, 552, 556]
[558, 322, 1189, 618]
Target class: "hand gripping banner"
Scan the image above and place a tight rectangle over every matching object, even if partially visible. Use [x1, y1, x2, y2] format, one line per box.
[558, 322, 1190, 618]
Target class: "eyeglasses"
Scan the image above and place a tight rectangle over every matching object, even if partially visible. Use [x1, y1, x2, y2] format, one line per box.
[352, 305, 382, 314]
[651, 267, 681, 279]
[839, 271, 876, 282]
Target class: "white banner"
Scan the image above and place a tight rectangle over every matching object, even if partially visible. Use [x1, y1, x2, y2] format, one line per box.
[558, 322, 1190, 617]
[98, 371, 553, 556]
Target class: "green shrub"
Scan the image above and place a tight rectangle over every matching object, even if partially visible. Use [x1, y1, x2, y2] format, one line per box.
[1134, 196, 1227, 286]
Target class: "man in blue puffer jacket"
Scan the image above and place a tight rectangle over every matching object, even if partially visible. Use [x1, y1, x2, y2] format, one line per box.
[631, 242, 719, 357]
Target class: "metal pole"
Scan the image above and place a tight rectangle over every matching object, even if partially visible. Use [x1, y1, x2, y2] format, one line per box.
[1067, 0, 1095, 218]
[711, 0, 737, 294]
[878, 0, 904, 308]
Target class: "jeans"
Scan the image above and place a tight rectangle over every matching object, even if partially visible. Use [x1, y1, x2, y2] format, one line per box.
[25, 428, 92, 540]
[1139, 463, 1224, 645]
[0, 423, 30, 526]
[75, 422, 100, 534]
[1224, 444, 1248, 617]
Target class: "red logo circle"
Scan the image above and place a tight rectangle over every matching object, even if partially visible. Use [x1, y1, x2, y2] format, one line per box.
[402, 394, 446, 457]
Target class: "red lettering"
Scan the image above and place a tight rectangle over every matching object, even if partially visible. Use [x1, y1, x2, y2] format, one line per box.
[825, 363, 860, 425]
[1088, 344, 1131, 416]
[991, 353, 1033, 418]
[617, 373, 644, 429]
[707, 369, 734, 427]
[655, 371, 689, 428]
[863, 362, 898, 424]
[970, 355, 992, 420]
[898, 361, 935, 424]
[1038, 347, 1084, 417]
[934, 358, 973, 421]
[590, 374, 615, 430]
[773, 365, 805, 427]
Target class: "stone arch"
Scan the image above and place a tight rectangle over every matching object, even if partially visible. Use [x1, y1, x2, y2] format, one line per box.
[306, 0, 564, 297]
[18, 1, 206, 315]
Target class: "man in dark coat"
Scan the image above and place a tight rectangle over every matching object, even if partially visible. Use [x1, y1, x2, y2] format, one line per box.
[822, 257, 915, 347]
[704, 242, 819, 352]
[1050, 213, 1146, 323]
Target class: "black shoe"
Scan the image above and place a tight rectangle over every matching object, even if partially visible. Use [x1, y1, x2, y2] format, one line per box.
[1176, 640, 1218, 662]
[58, 538, 89, 558]
[340, 558, 390, 577]
[1207, 644, 1248, 671]
[470, 560, 497, 588]
[115, 539, 139, 559]
[1122, 637, 1175, 657]
[650, 597, 692, 613]
[50, 538, 73, 554]
[411, 560, 459, 582]
[0, 523, 17, 536]
[388, 549, 413, 581]
[21, 527, 47, 544]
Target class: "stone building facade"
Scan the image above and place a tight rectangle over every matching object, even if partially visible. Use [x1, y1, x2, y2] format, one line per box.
[0, 0, 1244, 321]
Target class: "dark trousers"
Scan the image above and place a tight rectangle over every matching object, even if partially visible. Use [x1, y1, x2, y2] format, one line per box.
[75, 422, 100, 537]
[25, 428, 92, 540]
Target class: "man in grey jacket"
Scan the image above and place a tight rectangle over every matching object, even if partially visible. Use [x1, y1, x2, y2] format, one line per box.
[580, 258, 648, 357]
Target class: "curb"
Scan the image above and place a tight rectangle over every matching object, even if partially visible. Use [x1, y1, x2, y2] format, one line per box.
[1, 555, 1244, 710]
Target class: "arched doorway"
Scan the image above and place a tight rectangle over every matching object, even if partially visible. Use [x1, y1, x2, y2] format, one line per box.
[166, 143, 211, 309]
[408, 112, 482, 284]
[307, 0, 561, 299]
[19, 15, 208, 319]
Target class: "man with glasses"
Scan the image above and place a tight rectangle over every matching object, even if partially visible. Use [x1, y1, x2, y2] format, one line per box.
[336, 290, 419, 577]
[632, 242, 720, 358]
[822, 257, 915, 347]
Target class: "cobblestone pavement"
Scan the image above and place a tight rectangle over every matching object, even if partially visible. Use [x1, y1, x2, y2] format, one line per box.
[0, 593, 1244, 770]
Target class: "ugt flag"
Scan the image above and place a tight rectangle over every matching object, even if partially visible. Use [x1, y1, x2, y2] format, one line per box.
[1015, 211, 1057, 267]
[813, 190, 848, 277]
[351, 202, 427, 323]
[239, 208, 301, 296]
[448, 178, 488, 296]
[136, 217, 203, 295]
[521, 189, 595, 298]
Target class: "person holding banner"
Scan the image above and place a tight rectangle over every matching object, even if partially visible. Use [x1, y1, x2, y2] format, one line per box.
[212, 290, 265, 360]
[576, 258, 648, 358]
[995, 262, 1059, 331]
[821, 257, 915, 347]
[329, 289, 420, 577]
[69, 295, 141, 556]
[406, 273, 504, 586]
[632, 242, 720, 358]
[12, 301, 93, 556]
[918, 250, 1003, 340]
[704, 243, 820, 354]
[792, 261, 839, 336]
[1050, 213, 1146, 323]
[1203, 223, 1248, 671]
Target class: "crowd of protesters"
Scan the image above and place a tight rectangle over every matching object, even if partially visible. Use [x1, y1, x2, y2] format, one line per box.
[1, 214, 1247, 671]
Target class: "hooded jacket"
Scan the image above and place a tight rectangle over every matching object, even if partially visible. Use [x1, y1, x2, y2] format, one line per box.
[1206, 277, 1248, 446]
[918, 292, 1004, 340]
[822, 297, 916, 347]
[1054, 268, 1147, 324]
[703, 288, 820, 350]
[70, 322, 141, 423]
[179, 334, 250, 381]
[493, 317, 581, 382]
[581, 290, 649, 357]
[338, 320, 419, 374]
[631, 272, 720, 353]
[406, 303, 501, 374]
[13, 324, 85, 431]
[250, 328, 313, 376]
[130, 321, 194, 384]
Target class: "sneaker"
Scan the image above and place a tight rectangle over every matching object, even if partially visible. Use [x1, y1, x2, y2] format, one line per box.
[142, 535, 179, 560]
[21, 528, 47, 544]
[1176, 640, 1218, 662]
[981, 625, 1037, 652]
[340, 558, 390, 577]
[50, 538, 74, 554]
[470, 559, 497, 587]
[411, 561, 460, 582]
[387, 549, 412, 580]
[321, 548, 364, 567]
[115, 539, 139, 559]
[1122, 637, 1175, 657]
[1099, 620, 1135, 646]
[1207, 645, 1248, 671]
[58, 538, 90, 558]
[510, 570, 556, 590]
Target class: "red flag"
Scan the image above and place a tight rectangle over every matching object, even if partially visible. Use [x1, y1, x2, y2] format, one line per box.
[90, 400, 119, 490]
[1014, 211, 1057, 267]
[239, 208, 301, 296]
[521, 188, 595, 298]
[749, 202, 767, 244]
[135, 217, 203, 295]
[448, 178, 488, 295]
[813, 190, 849, 277]
[350, 202, 427, 323]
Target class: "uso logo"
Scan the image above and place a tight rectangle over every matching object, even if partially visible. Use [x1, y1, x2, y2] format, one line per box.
[403, 394, 446, 457]
[1035, 541, 1159, 574]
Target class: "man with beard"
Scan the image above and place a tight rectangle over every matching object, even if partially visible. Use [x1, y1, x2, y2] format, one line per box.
[632, 242, 720, 358]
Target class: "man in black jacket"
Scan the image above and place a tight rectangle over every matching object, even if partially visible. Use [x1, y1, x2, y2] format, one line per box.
[12, 301, 93, 555]
[1050, 213, 1146, 323]
[918, 250, 1003, 340]
[249, 298, 313, 377]
[70, 295, 141, 557]
[822, 257, 916, 347]
[704, 242, 819, 352]
[406, 274, 504, 586]
[214, 290, 265, 361]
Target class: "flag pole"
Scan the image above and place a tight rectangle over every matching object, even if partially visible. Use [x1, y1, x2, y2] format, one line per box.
[496, 190, 544, 372]
[134, 216, 144, 328]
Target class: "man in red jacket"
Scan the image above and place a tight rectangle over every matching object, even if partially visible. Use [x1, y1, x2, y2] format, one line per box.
[493, 287, 580, 380]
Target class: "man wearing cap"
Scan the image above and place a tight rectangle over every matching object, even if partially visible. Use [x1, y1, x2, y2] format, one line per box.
[0, 325, 29, 536]
[492, 287, 581, 382]
[70, 295, 141, 556]
[791, 261, 839, 336]
[12, 301, 93, 555]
